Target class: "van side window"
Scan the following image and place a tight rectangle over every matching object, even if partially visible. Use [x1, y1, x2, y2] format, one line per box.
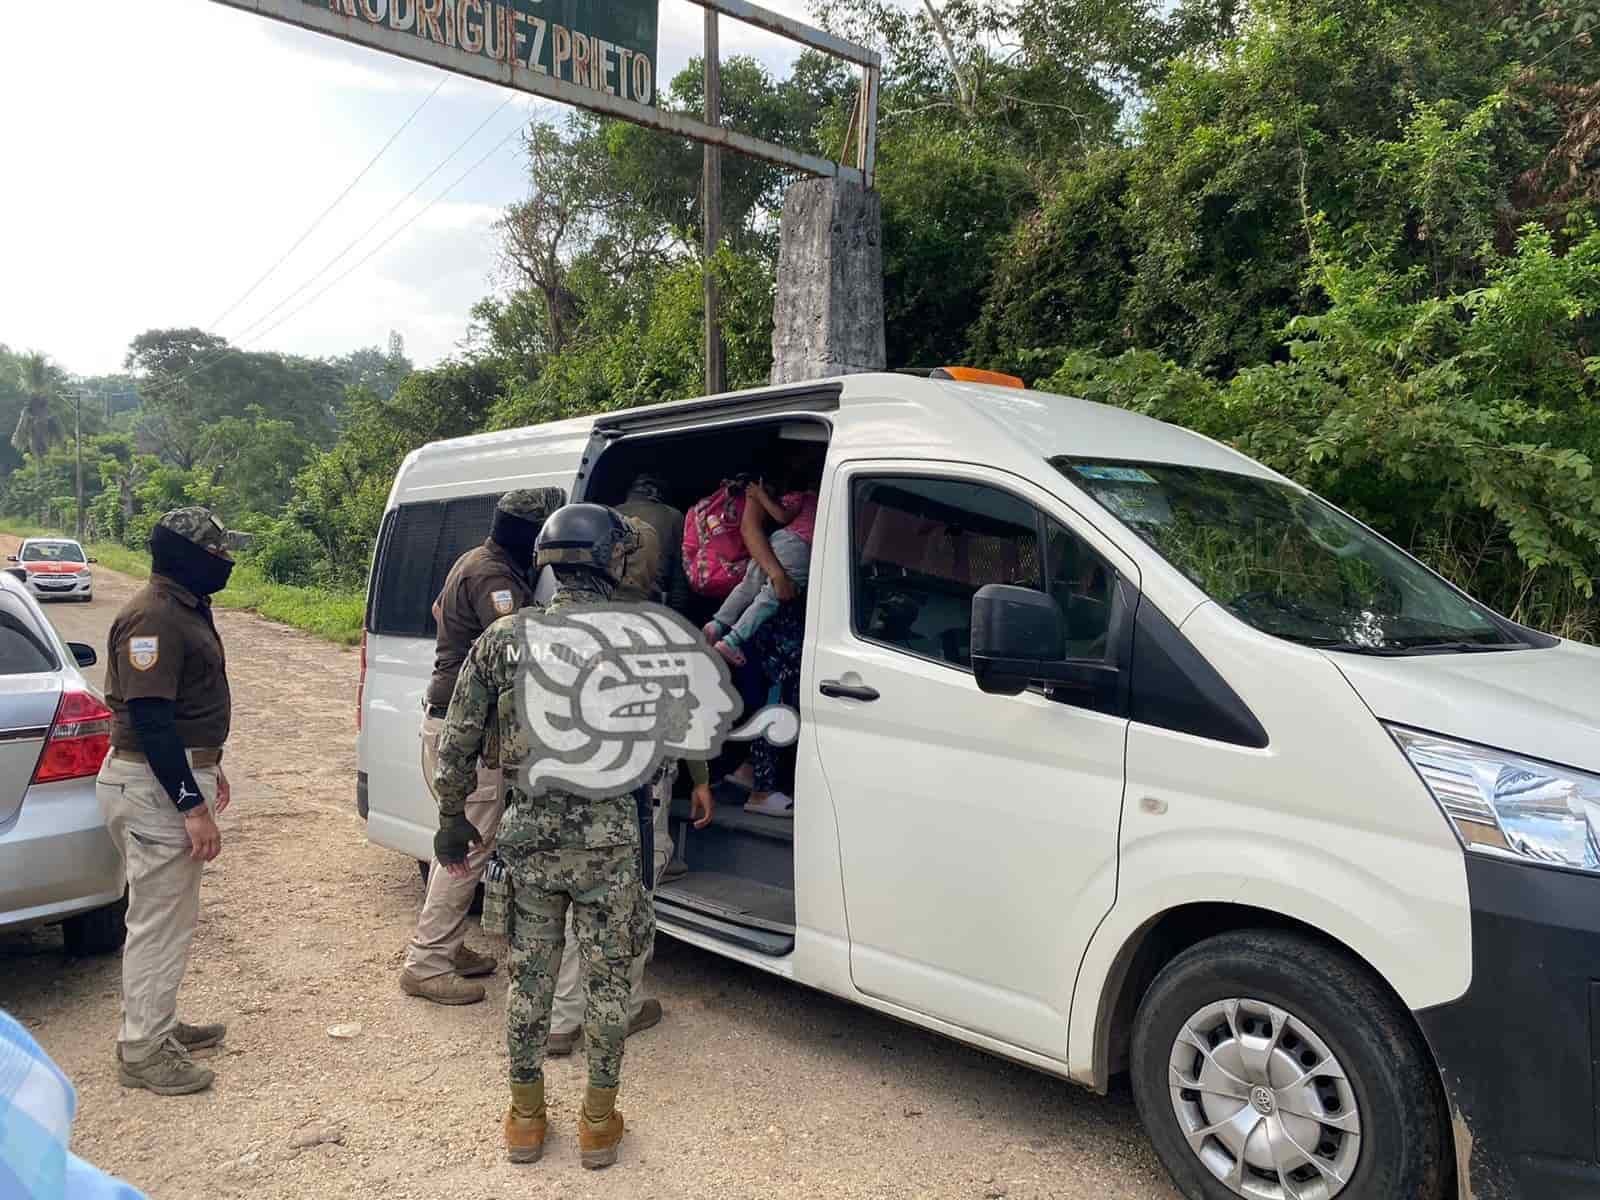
[852, 477, 1042, 668]
[1046, 518, 1117, 662]
[367, 494, 502, 637]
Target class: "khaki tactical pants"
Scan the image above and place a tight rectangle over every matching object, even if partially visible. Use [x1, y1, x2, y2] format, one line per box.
[505, 843, 650, 1089]
[97, 753, 220, 1061]
[549, 770, 674, 1036]
[406, 714, 505, 979]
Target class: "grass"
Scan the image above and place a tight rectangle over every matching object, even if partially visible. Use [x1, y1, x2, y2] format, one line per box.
[1, 522, 366, 646]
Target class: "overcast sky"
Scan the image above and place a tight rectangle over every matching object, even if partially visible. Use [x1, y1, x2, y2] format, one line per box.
[0, 0, 815, 377]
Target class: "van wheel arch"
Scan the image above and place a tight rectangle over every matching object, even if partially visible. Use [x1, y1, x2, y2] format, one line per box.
[1093, 903, 1437, 1090]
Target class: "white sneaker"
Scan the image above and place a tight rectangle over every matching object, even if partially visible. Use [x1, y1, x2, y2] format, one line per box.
[744, 791, 794, 818]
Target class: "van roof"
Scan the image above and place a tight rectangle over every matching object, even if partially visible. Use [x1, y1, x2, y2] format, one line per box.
[394, 372, 1277, 503]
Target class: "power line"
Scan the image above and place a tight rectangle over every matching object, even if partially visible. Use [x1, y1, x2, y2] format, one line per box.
[209, 74, 447, 332]
[158, 95, 528, 396]
[242, 103, 532, 349]
[228, 90, 517, 346]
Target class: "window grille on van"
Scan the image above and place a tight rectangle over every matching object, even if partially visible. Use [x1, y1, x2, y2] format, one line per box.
[367, 494, 502, 638]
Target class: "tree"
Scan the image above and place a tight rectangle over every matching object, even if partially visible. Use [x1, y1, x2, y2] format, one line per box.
[496, 117, 655, 355]
[11, 350, 65, 461]
[812, 0, 1241, 163]
[126, 328, 346, 467]
[327, 334, 413, 403]
[285, 363, 509, 580]
[199, 405, 312, 523]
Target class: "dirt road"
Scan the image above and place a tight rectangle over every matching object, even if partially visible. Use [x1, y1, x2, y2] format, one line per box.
[0, 541, 1179, 1200]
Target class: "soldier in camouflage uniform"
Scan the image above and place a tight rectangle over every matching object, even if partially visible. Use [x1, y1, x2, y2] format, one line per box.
[431, 502, 649, 1170]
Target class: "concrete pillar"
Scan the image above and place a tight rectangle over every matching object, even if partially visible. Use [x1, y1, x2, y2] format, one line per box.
[770, 176, 885, 384]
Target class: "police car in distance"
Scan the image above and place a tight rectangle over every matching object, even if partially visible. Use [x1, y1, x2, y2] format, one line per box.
[6, 537, 96, 602]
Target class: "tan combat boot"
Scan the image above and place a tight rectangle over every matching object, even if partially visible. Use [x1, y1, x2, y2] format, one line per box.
[173, 1021, 227, 1051]
[578, 1085, 625, 1170]
[505, 1080, 548, 1164]
[118, 1038, 215, 1096]
[399, 968, 486, 1005]
[452, 943, 497, 979]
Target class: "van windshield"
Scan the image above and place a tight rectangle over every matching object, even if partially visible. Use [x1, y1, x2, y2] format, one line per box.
[1052, 458, 1528, 654]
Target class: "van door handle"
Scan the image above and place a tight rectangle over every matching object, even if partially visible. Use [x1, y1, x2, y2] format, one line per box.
[819, 679, 880, 702]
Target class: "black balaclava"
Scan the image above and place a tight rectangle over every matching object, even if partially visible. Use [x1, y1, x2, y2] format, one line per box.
[151, 525, 235, 598]
[490, 509, 541, 570]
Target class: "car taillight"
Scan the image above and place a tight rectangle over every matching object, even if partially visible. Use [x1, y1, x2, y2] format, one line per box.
[32, 690, 113, 784]
[356, 630, 367, 732]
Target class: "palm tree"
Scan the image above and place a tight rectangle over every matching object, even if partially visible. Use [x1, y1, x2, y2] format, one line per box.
[12, 351, 64, 460]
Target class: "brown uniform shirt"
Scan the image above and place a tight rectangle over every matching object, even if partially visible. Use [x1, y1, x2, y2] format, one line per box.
[425, 540, 534, 708]
[106, 575, 231, 751]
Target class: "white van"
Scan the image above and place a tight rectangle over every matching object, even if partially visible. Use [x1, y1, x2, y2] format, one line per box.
[357, 372, 1600, 1200]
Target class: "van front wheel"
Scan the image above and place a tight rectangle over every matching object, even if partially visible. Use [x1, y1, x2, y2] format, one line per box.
[1130, 930, 1450, 1200]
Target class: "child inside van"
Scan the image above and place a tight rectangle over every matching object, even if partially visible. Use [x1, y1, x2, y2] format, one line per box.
[702, 461, 818, 670]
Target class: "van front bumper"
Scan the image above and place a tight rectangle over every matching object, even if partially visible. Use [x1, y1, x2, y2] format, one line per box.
[1415, 855, 1600, 1199]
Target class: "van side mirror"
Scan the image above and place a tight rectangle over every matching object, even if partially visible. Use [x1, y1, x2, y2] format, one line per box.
[68, 642, 97, 668]
[972, 585, 1065, 695]
[5, 555, 15, 562]
[87, 556, 97, 564]
[971, 584, 1120, 697]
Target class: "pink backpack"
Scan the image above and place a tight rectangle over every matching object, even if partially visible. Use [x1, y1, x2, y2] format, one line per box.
[683, 480, 751, 598]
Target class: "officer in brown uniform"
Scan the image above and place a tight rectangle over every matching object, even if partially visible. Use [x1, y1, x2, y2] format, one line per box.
[400, 488, 563, 1005]
[99, 507, 235, 1096]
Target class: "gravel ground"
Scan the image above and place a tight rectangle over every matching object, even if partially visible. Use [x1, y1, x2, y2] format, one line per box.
[0, 539, 1181, 1200]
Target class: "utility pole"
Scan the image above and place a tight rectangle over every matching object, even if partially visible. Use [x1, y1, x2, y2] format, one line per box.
[703, 7, 726, 395]
[72, 389, 84, 543]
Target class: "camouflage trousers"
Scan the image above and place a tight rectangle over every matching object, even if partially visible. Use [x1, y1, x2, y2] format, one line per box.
[503, 844, 652, 1089]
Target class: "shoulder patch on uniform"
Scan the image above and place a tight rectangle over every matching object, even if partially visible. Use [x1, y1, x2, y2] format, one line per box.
[491, 589, 515, 615]
[129, 636, 159, 671]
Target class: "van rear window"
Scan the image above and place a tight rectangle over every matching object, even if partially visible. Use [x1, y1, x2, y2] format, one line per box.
[367, 495, 502, 637]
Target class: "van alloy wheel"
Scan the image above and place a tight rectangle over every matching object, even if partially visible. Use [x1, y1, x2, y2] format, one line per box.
[1167, 997, 1362, 1199]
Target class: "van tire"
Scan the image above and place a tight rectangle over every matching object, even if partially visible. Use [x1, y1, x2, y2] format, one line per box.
[62, 893, 128, 957]
[1130, 930, 1450, 1200]
[415, 859, 485, 916]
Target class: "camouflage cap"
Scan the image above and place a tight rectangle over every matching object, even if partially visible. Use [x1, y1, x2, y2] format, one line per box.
[156, 507, 230, 556]
[497, 488, 564, 522]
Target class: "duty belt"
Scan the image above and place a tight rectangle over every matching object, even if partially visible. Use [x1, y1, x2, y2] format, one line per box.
[424, 702, 450, 719]
[111, 747, 224, 768]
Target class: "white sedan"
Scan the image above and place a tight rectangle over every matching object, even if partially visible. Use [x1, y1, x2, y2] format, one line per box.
[6, 537, 96, 602]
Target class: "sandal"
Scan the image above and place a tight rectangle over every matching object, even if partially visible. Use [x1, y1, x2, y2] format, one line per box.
[744, 791, 795, 818]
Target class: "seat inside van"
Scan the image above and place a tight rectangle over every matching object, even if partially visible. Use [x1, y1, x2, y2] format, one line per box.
[581, 417, 829, 955]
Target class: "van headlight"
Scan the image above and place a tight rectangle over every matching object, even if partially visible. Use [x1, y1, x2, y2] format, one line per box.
[1389, 726, 1600, 872]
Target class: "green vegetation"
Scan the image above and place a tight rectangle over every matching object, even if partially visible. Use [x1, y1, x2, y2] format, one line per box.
[4, 0, 1598, 642]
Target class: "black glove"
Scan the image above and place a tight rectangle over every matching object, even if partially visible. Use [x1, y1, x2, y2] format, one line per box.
[435, 812, 483, 867]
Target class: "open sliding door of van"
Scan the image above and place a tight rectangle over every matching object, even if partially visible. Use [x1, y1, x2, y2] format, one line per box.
[573, 383, 843, 959]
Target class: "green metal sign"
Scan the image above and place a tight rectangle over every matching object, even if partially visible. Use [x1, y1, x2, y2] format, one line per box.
[214, 0, 875, 184]
[227, 0, 658, 106]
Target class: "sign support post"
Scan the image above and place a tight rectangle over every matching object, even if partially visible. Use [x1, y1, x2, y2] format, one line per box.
[703, 7, 725, 394]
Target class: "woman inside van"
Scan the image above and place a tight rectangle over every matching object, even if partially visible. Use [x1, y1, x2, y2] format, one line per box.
[713, 453, 821, 818]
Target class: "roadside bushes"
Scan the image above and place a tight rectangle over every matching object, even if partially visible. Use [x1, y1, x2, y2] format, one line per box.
[248, 521, 324, 587]
[1039, 220, 1600, 640]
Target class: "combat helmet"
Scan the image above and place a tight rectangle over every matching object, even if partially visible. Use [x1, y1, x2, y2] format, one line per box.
[535, 503, 640, 585]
